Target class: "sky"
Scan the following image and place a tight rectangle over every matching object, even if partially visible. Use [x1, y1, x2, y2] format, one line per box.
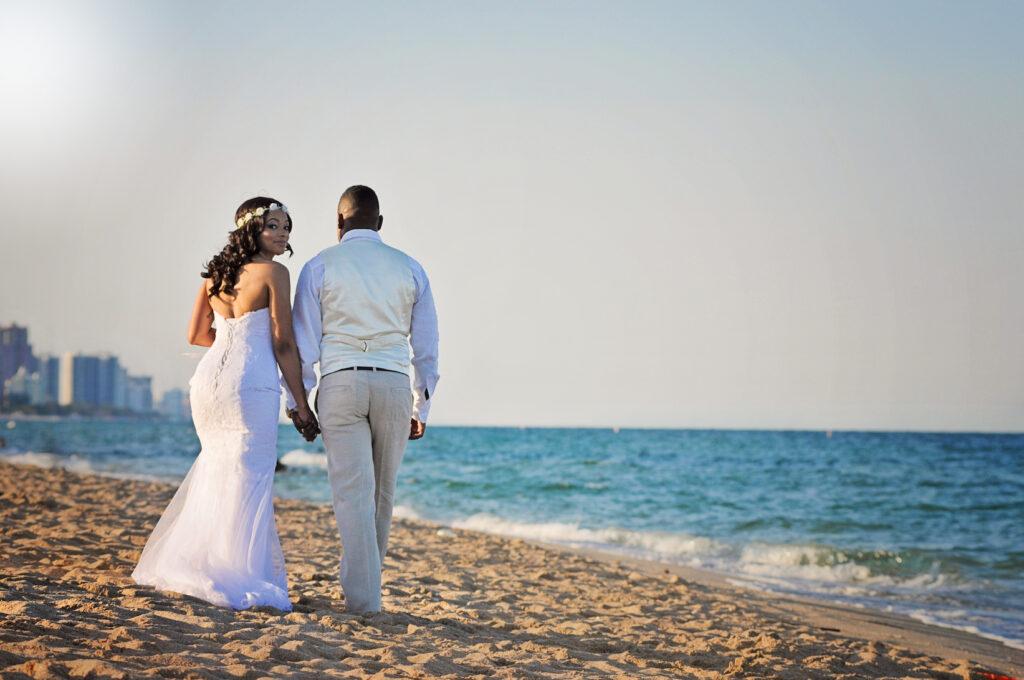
[1, 1, 1021, 431]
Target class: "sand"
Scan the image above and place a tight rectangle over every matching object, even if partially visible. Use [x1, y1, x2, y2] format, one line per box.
[0, 461, 1021, 679]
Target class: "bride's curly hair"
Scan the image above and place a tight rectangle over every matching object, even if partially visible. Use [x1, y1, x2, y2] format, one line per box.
[202, 196, 294, 298]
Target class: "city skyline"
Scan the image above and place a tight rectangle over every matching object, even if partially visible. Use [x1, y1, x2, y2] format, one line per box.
[2, 2, 1022, 431]
[1, 322, 155, 414]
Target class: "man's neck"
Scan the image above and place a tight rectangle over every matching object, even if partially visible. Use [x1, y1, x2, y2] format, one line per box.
[339, 226, 381, 242]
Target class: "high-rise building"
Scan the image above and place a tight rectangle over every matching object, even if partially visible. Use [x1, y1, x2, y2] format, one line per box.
[59, 353, 74, 406]
[56, 353, 111, 407]
[126, 375, 153, 413]
[2, 366, 43, 405]
[113, 365, 128, 409]
[38, 355, 60, 404]
[56, 352, 148, 411]
[97, 355, 121, 407]
[0, 324, 36, 395]
[27, 370, 46, 405]
[72, 355, 101, 406]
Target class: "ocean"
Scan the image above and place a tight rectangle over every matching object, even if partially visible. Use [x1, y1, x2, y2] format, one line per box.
[2, 418, 1021, 650]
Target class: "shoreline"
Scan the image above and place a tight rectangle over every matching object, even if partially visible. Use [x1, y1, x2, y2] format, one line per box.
[553, 543, 1024, 676]
[1, 461, 1021, 678]
[391, 516, 1024, 674]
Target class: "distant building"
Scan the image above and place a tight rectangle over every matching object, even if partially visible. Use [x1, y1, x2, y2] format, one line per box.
[97, 355, 122, 407]
[38, 355, 60, 404]
[126, 375, 153, 413]
[159, 388, 190, 421]
[114, 365, 129, 409]
[57, 353, 145, 410]
[58, 353, 74, 406]
[2, 367, 27, 404]
[4, 358, 59, 407]
[72, 354, 101, 406]
[27, 369, 46, 405]
[2, 366, 44, 405]
[0, 324, 36, 396]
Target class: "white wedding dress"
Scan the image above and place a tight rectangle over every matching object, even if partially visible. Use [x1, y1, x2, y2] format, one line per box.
[133, 307, 291, 611]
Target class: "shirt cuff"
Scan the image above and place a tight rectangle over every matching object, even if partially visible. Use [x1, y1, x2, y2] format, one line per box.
[281, 373, 295, 411]
[412, 389, 431, 423]
[282, 377, 314, 412]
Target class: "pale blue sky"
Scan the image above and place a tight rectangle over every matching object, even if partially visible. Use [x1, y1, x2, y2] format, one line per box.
[1, 1, 1021, 430]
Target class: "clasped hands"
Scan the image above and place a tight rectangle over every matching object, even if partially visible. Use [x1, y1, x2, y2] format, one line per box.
[287, 406, 320, 442]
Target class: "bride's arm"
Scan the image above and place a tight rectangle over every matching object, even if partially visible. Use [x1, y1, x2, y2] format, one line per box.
[267, 264, 312, 418]
[187, 280, 216, 347]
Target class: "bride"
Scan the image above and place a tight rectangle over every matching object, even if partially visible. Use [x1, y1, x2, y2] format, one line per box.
[132, 197, 319, 611]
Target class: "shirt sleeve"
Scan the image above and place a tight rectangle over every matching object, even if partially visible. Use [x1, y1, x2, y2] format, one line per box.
[409, 258, 439, 422]
[283, 256, 323, 410]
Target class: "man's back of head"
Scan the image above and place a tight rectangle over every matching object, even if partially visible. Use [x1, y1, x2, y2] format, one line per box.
[338, 185, 382, 234]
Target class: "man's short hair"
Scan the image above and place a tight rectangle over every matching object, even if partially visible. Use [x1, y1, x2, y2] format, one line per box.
[339, 185, 379, 215]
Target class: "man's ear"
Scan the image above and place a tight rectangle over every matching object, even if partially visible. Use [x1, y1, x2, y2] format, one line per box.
[377, 215, 384, 231]
[337, 213, 345, 241]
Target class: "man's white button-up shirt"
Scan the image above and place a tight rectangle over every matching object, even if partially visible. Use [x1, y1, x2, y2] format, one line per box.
[284, 229, 440, 422]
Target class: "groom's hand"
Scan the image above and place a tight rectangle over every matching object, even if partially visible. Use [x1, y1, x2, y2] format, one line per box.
[409, 419, 426, 440]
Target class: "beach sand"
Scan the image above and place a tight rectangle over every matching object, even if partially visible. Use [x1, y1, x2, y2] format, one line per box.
[0, 461, 1020, 679]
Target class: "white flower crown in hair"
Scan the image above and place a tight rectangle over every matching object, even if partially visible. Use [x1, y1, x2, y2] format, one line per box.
[236, 202, 288, 229]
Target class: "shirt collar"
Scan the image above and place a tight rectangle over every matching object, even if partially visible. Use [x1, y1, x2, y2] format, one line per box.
[340, 229, 383, 244]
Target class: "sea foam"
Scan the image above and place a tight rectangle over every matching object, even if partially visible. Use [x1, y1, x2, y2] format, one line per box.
[279, 449, 328, 469]
[1, 450, 96, 474]
[444, 512, 953, 594]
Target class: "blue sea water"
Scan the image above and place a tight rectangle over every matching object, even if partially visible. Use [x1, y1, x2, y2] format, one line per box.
[2, 418, 1022, 649]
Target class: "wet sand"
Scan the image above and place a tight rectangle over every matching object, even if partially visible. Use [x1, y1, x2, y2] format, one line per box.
[1, 462, 1021, 679]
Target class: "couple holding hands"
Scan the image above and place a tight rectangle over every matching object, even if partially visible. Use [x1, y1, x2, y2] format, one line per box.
[132, 185, 439, 615]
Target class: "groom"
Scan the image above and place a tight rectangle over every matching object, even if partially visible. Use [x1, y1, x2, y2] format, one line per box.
[284, 185, 439, 613]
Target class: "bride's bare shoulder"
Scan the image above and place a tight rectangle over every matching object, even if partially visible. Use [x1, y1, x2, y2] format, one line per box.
[239, 261, 276, 276]
[244, 259, 285, 269]
[248, 260, 288, 274]
[240, 261, 288, 289]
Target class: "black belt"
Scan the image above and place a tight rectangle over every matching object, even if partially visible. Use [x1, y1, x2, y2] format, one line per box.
[333, 366, 407, 376]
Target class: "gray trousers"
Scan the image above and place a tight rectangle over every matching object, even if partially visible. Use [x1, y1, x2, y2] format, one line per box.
[317, 369, 412, 613]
